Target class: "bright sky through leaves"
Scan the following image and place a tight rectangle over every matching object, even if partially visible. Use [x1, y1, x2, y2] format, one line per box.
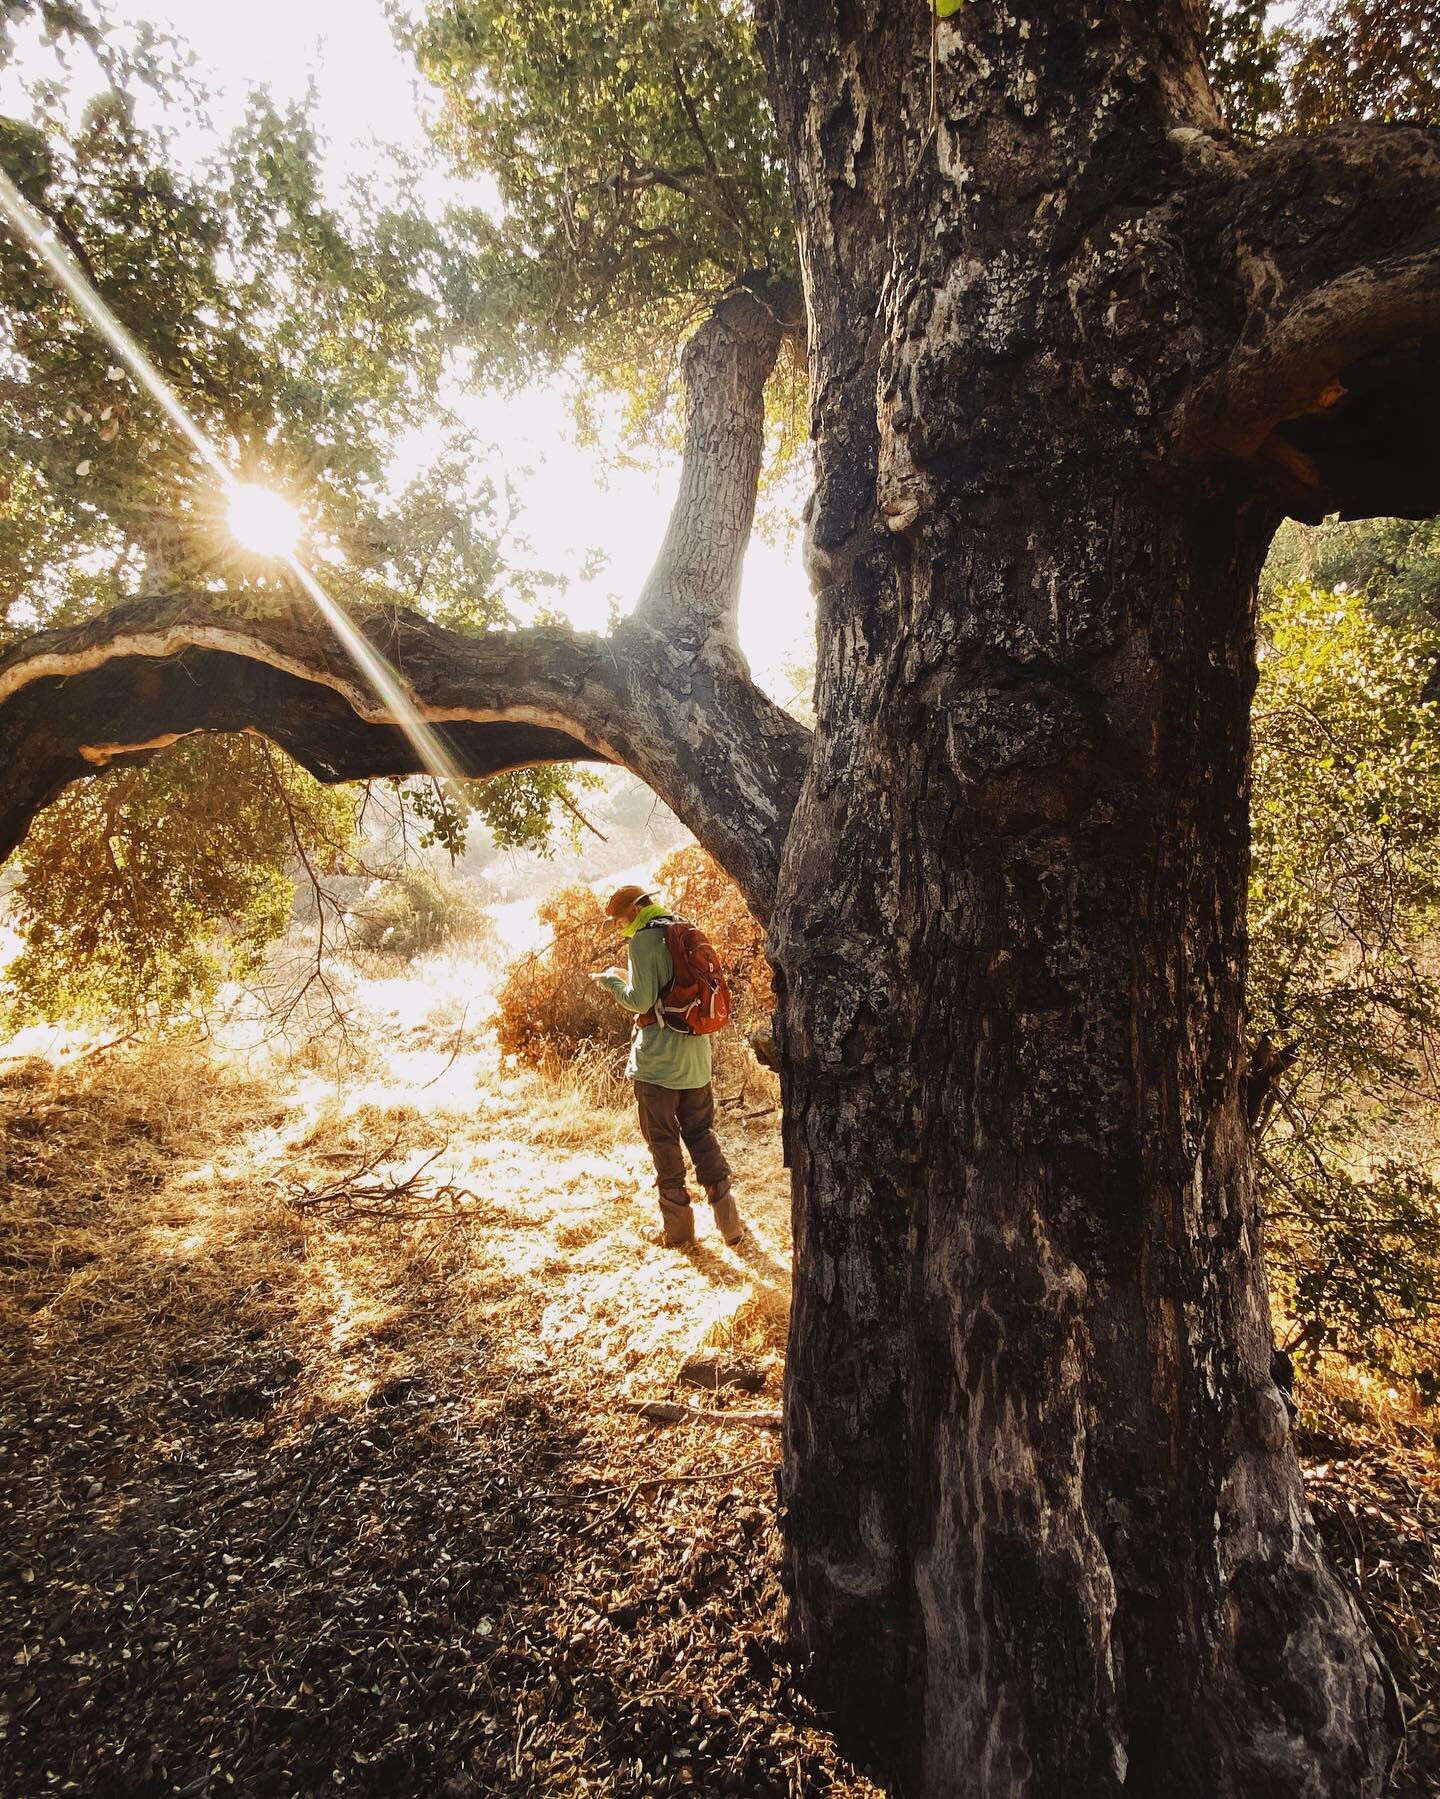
[0, 0, 812, 694]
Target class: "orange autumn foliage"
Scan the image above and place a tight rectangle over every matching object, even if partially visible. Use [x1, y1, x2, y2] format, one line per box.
[493, 847, 771, 1068]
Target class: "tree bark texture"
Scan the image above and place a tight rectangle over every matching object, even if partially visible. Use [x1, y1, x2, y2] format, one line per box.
[757, 1, 1437, 1792]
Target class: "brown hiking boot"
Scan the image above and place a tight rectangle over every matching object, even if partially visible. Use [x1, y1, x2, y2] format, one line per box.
[658, 1194, 696, 1248]
[709, 1186, 744, 1246]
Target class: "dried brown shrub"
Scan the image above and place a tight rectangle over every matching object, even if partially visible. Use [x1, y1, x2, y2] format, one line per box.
[493, 850, 772, 1071]
[493, 884, 630, 1067]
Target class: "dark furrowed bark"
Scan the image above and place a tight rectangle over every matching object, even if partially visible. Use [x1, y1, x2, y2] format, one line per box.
[759, 0, 1400, 1791]
[775, 484, 1393, 1796]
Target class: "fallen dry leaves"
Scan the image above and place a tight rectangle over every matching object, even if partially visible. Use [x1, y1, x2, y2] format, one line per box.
[0, 1010, 875, 1798]
[1, 969, 1437, 1796]
[1300, 1389, 1440, 1797]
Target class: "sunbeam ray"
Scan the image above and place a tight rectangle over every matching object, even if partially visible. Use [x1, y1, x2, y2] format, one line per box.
[0, 164, 464, 787]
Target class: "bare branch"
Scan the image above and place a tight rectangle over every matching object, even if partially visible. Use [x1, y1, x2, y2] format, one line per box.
[0, 595, 808, 921]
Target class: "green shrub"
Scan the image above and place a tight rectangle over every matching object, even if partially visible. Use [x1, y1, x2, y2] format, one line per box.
[350, 867, 492, 960]
[1250, 581, 1440, 1396]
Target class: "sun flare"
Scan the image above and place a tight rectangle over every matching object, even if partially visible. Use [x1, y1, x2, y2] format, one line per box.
[227, 482, 303, 559]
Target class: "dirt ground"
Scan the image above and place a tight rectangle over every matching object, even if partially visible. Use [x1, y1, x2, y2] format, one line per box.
[1, 955, 1437, 1796]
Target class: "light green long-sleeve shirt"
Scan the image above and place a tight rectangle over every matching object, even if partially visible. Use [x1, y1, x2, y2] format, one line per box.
[598, 921, 713, 1090]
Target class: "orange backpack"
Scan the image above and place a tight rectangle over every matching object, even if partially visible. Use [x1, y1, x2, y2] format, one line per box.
[637, 915, 732, 1035]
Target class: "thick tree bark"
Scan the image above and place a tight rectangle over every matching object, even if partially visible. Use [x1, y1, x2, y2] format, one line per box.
[0, 289, 810, 923]
[756, 1, 1437, 1793]
[634, 275, 802, 645]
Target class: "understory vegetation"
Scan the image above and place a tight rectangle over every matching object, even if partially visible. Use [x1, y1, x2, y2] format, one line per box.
[1251, 554, 1440, 1397]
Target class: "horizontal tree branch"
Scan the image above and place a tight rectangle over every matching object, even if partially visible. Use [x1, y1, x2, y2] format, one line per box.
[0, 286, 812, 925]
[0, 594, 808, 924]
[1175, 246, 1440, 465]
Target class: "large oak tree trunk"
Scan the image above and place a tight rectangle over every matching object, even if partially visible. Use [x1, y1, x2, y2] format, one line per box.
[771, 484, 1393, 1794]
[759, 1, 1405, 1790]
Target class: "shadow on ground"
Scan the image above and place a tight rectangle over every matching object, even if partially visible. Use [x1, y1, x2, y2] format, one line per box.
[0, 1044, 880, 1798]
[4, 1033, 1436, 1795]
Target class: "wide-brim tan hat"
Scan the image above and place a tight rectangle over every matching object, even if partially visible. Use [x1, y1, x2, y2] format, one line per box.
[605, 883, 652, 920]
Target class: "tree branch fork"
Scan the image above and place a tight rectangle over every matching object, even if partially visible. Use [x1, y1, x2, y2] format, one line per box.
[0, 285, 810, 924]
[1168, 120, 1440, 520]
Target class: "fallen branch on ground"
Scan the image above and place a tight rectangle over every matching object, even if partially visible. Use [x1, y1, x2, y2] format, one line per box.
[679, 1351, 766, 1393]
[271, 1134, 478, 1228]
[624, 1399, 782, 1429]
[574, 1454, 777, 1535]
[573, 1456, 776, 1499]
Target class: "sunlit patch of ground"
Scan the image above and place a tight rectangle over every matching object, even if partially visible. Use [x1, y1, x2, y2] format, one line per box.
[0, 952, 869, 1797]
[7, 949, 1434, 1793]
[215, 944, 795, 1403]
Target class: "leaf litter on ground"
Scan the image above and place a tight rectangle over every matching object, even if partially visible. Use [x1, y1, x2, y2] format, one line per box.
[0, 955, 1436, 1795]
[0, 979, 869, 1797]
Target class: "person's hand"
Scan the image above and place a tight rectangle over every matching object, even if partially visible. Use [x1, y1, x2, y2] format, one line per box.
[590, 967, 624, 983]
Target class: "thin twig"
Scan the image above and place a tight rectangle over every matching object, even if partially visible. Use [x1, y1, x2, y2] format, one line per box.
[417, 1004, 471, 1091]
[623, 1399, 781, 1429]
[576, 1455, 776, 1534]
[556, 789, 608, 842]
[573, 1456, 775, 1499]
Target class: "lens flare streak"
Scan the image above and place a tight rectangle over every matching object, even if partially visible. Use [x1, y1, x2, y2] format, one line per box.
[0, 166, 463, 787]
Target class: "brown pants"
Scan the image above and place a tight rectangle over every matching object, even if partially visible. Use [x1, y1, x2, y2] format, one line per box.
[634, 1080, 731, 1215]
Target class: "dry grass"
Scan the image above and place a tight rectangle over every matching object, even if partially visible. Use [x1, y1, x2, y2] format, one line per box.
[2, 946, 1436, 1793]
[0, 959, 793, 1426]
[0, 952, 861, 1798]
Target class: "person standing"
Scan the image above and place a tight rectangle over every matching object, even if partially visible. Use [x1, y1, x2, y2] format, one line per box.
[591, 883, 743, 1248]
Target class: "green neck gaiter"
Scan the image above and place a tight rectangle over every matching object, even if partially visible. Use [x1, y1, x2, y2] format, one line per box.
[621, 901, 669, 939]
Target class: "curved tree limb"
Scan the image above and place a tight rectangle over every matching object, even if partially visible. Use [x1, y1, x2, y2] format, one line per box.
[1171, 122, 1440, 520]
[634, 275, 801, 645]
[0, 287, 811, 923]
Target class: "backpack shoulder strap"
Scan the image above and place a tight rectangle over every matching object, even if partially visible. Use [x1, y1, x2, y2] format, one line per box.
[633, 915, 678, 1027]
